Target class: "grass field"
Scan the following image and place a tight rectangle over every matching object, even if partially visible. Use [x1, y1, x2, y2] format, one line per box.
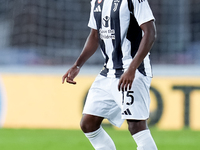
[0, 127, 200, 150]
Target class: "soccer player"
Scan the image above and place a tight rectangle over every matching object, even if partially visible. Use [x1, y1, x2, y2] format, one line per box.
[62, 0, 157, 149]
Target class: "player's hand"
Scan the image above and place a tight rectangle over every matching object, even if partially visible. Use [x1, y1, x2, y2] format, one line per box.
[62, 65, 80, 84]
[118, 69, 136, 92]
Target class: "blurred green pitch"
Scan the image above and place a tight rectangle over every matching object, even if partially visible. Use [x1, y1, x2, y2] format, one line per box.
[0, 127, 200, 150]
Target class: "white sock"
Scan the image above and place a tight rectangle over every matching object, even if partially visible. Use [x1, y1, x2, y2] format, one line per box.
[84, 126, 116, 150]
[132, 129, 158, 150]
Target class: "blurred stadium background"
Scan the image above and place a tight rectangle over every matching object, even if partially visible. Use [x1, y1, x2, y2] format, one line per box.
[0, 0, 199, 66]
[0, 0, 200, 149]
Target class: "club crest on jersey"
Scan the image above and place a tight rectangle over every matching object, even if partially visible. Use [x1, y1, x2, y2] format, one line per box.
[113, 0, 120, 12]
[98, 0, 102, 4]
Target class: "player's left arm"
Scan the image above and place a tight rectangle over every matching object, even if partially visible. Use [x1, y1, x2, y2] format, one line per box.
[118, 20, 156, 91]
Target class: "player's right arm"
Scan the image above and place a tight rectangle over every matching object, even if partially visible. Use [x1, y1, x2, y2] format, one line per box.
[62, 28, 99, 84]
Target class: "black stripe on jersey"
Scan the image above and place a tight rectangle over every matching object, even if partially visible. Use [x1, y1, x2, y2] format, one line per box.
[126, 13, 146, 76]
[115, 68, 124, 78]
[100, 40, 109, 65]
[127, 0, 134, 14]
[93, 0, 109, 67]
[111, 0, 123, 70]
[100, 68, 124, 78]
[100, 66, 109, 77]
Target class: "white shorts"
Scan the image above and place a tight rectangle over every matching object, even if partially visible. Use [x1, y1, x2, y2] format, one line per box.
[82, 70, 152, 128]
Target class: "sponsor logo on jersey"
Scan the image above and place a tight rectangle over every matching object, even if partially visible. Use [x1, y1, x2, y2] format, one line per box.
[102, 16, 110, 27]
[100, 16, 116, 40]
[99, 28, 115, 40]
[94, 5, 101, 12]
[138, 0, 145, 3]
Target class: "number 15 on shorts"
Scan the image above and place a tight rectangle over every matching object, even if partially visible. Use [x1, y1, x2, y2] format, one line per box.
[122, 91, 134, 116]
[122, 91, 134, 105]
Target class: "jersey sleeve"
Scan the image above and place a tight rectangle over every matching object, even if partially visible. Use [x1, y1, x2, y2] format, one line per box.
[132, 0, 155, 26]
[88, 0, 97, 29]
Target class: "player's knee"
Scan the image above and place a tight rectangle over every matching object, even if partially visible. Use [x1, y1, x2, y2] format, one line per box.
[80, 119, 90, 133]
[80, 120, 99, 133]
[128, 123, 138, 135]
[80, 115, 103, 133]
[127, 120, 148, 135]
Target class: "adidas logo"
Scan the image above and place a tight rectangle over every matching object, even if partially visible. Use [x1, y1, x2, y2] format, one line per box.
[122, 108, 132, 115]
[138, 0, 145, 3]
[94, 5, 101, 12]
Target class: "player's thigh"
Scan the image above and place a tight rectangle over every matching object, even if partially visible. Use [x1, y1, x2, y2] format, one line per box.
[83, 75, 124, 128]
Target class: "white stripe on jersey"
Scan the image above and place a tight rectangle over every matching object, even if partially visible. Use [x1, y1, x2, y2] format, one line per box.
[101, 0, 114, 69]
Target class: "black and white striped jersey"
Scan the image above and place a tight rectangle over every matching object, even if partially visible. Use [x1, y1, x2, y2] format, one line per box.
[88, 0, 155, 78]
